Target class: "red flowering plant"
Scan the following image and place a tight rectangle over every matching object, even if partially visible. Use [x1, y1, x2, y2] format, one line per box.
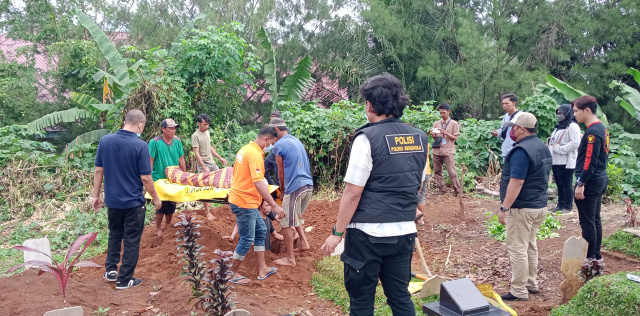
[7, 232, 102, 307]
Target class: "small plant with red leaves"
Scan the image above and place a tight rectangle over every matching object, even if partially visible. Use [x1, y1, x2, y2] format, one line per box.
[7, 232, 102, 307]
[578, 258, 605, 283]
[196, 249, 235, 316]
[624, 198, 638, 227]
[175, 213, 207, 298]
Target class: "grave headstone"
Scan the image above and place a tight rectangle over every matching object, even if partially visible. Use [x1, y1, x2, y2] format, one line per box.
[224, 309, 252, 316]
[43, 306, 83, 316]
[559, 236, 588, 303]
[420, 275, 447, 297]
[23, 238, 52, 269]
[423, 278, 511, 316]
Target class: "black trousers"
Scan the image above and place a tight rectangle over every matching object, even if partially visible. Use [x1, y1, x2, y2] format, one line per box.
[105, 204, 146, 282]
[575, 177, 607, 259]
[341, 228, 416, 316]
[552, 165, 575, 210]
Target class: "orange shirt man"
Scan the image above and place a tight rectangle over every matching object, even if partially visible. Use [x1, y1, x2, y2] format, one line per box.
[228, 127, 284, 285]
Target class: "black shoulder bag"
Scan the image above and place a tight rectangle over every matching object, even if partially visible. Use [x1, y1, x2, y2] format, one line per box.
[500, 110, 520, 139]
[432, 119, 451, 148]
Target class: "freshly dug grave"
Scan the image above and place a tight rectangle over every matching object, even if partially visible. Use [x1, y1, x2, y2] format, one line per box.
[0, 194, 638, 316]
[0, 200, 344, 316]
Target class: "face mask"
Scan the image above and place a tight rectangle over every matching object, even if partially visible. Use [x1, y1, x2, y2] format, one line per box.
[509, 127, 518, 142]
[265, 144, 274, 152]
[557, 114, 565, 122]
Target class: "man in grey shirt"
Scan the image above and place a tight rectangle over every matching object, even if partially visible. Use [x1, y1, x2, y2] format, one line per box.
[491, 94, 521, 161]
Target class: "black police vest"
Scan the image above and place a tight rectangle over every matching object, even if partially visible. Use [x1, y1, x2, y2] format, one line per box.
[500, 135, 552, 209]
[350, 117, 428, 223]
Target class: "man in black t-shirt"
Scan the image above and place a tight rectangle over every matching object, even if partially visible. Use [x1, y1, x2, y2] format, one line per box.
[573, 95, 609, 273]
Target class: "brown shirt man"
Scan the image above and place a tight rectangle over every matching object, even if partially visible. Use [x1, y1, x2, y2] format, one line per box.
[431, 119, 460, 156]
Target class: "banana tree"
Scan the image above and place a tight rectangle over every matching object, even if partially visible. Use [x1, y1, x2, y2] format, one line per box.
[28, 11, 202, 151]
[536, 75, 608, 124]
[257, 28, 315, 108]
[610, 67, 640, 122]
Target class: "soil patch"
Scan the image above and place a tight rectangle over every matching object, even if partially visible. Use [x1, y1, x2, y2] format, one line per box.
[0, 194, 638, 315]
[0, 201, 344, 316]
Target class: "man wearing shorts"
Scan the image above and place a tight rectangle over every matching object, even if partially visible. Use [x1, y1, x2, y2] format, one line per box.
[269, 118, 314, 267]
[192, 114, 227, 220]
[228, 126, 285, 284]
[149, 119, 186, 236]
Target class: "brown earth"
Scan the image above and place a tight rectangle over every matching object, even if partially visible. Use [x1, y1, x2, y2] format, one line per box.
[0, 194, 639, 316]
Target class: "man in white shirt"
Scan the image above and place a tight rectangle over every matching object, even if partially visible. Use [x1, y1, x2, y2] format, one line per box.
[492, 94, 521, 161]
[320, 73, 428, 316]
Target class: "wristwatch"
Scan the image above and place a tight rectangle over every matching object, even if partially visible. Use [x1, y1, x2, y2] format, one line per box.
[576, 181, 584, 187]
[332, 226, 344, 237]
[500, 206, 510, 212]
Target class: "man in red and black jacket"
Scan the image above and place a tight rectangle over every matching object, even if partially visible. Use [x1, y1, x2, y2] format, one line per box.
[573, 95, 610, 272]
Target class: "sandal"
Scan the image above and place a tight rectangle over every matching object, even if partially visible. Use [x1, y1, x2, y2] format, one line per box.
[229, 276, 249, 285]
[257, 267, 278, 280]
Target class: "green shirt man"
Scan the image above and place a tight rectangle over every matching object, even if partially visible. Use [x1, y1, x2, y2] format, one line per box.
[149, 135, 185, 181]
[149, 119, 187, 237]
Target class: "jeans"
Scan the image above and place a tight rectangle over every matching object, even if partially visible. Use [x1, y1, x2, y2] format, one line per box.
[575, 177, 608, 259]
[341, 228, 416, 316]
[105, 204, 146, 283]
[230, 203, 266, 260]
[433, 154, 461, 194]
[505, 207, 547, 298]
[552, 165, 575, 210]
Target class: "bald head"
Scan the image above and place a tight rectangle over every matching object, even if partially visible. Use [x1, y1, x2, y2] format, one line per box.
[122, 109, 147, 135]
[124, 109, 146, 125]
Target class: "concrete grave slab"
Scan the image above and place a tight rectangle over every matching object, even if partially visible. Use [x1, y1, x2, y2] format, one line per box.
[622, 227, 640, 238]
[23, 238, 52, 269]
[43, 306, 83, 316]
[559, 236, 588, 303]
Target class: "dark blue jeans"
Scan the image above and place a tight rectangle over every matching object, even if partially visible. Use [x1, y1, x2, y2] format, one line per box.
[341, 228, 416, 316]
[575, 177, 608, 259]
[552, 165, 575, 210]
[106, 204, 146, 282]
[229, 203, 266, 260]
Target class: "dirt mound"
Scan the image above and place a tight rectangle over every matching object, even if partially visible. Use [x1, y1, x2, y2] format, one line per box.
[0, 200, 344, 316]
[1, 193, 638, 316]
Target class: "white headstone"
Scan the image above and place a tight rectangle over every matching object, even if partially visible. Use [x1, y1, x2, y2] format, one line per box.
[23, 238, 52, 269]
[43, 306, 83, 316]
[560, 236, 588, 303]
[224, 309, 252, 316]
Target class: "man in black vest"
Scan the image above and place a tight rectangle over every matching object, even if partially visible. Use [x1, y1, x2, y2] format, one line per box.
[320, 73, 428, 316]
[497, 112, 552, 301]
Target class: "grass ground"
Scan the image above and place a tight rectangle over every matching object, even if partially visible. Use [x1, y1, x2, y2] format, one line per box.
[602, 230, 640, 258]
[310, 256, 439, 315]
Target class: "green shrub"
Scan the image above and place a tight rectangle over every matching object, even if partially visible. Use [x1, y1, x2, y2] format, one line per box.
[606, 163, 624, 201]
[550, 271, 640, 316]
[520, 94, 558, 140]
[457, 119, 502, 176]
[602, 230, 640, 259]
[484, 211, 562, 242]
